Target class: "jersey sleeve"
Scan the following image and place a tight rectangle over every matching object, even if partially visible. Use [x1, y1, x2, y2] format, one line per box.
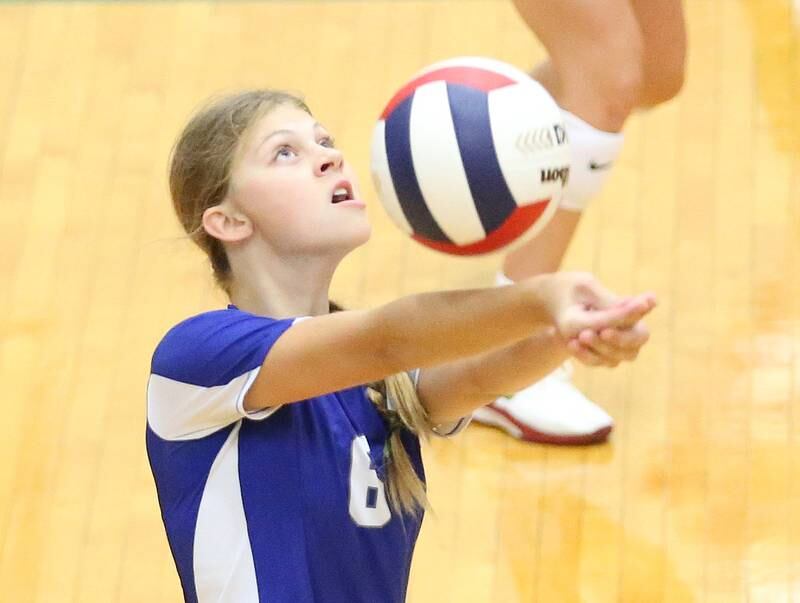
[147, 309, 299, 441]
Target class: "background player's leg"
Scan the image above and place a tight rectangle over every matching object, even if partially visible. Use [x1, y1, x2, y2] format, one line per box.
[503, 0, 644, 282]
[512, 0, 645, 129]
[502, 211, 580, 282]
[504, 0, 686, 282]
[630, 0, 687, 108]
[474, 0, 685, 444]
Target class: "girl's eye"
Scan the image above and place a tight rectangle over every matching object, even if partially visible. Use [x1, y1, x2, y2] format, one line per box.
[275, 145, 296, 160]
[319, 137, 336, 148]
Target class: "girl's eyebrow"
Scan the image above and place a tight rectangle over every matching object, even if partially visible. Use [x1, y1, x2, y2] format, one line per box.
[257, 129, 293, 153]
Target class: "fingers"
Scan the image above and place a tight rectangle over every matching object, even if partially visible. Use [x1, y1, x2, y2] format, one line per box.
[567, 338, 610, 367]
[567, 323, 650, 368]
[614, 293, 657, 328]
[598, 325, 650, 350]
[569, 292, 657, 334]
[575, 274, 621, 310]
[554, 275, 657, 368]
[565, 304, 636, 335]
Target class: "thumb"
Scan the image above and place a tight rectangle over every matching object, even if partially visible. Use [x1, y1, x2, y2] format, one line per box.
[579, 304, 636, 331]
[575, 277, 621, 310]
[562, 296, 653, 335]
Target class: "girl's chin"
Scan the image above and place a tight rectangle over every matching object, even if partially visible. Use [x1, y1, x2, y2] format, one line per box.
[320, 225, 372, 258]
[347, 222, 372, 247]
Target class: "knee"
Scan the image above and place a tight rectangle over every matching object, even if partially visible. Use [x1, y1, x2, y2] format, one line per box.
[598, 63, 645, 126]
[557, 31, 646, 130]
[640, 61, 686, 107]
[563, 57, 644, 130]
[640, 32, 687, 107]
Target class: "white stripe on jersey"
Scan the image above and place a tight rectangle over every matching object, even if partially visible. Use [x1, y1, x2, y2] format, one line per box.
[193, 422, 259, 602]
[147, 368, 277, 441]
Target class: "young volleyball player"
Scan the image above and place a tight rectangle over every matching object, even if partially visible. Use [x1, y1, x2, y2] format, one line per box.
[146, 90, 656, 602]
[476, 0, 687, 444]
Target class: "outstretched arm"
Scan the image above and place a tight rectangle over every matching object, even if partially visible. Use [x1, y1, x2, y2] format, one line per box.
[417, 292, 656, 424]
[244, 271, 654, 413]
[244, 277, 553, 411]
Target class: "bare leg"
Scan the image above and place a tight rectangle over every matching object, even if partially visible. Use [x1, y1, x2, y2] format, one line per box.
[526, 0, 686, 113]
[475, 1, 686, 445]
[503, 210, 580, 280]
[503, 0, 686, 281]
[631, 0, 687, 107]
[503, 0, 642, 279]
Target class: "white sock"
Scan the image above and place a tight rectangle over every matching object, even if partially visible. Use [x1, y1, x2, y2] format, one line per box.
[495, 272, 514, 287]
[559, 110, 624, 212]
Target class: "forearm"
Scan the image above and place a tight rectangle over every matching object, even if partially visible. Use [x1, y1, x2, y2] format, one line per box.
[418, 327, 569, 423]
[374, 278, 553, 372]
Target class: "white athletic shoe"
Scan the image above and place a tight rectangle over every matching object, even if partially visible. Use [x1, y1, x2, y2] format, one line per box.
[471, 362, 614, 445]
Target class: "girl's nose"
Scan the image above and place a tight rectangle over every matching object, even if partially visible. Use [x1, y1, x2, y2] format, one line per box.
[316, 148, 344, 176]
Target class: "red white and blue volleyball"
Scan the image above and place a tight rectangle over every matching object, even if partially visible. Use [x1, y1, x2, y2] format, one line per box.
[370, 56, 570, 256]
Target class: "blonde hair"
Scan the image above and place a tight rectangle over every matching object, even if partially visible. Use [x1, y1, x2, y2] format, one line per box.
[168, 90, 310, 295]
[366, 374, 432, 515]
[169, 90, 430, 515]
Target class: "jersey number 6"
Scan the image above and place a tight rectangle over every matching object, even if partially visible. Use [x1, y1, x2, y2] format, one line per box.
[349, 435, 391, 527]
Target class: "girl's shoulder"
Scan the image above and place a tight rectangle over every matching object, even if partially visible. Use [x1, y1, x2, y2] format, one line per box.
[151, 306, 297, 388]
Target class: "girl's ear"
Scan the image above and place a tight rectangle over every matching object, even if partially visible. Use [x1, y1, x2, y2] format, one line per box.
[202, 201, 252, 243]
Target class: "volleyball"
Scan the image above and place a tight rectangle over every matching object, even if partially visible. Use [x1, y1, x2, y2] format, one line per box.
[370, 56, 570, 256]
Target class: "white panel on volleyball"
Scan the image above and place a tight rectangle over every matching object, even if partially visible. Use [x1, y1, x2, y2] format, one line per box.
[487, 81, 565, 238]
[409, 81, 486, 246]
[370, 121, 413, 235]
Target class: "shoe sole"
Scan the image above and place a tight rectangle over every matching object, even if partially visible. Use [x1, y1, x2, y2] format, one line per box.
[471, 405, 612, 446]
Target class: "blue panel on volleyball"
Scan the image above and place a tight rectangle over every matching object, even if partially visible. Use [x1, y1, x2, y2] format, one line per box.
[446, 83, 518, 235]
[383, 95, 450, 244]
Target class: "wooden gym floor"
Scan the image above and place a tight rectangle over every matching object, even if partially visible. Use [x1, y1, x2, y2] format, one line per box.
[0, 0, 798, 601]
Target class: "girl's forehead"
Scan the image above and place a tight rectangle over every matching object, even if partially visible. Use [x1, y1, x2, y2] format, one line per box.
[241, 105, 324, 158]
[253, 106, 320, 138]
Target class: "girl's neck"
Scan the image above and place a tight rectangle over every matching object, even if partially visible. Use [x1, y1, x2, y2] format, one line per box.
[227, 250, 338, 319]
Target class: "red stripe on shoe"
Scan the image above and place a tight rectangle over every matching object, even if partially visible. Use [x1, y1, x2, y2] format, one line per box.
[477, 404, 613, 446]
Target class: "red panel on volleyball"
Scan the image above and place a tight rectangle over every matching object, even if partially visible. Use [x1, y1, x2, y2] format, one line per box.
[379, 67, 516, 120]
[411, 199, 551, 256]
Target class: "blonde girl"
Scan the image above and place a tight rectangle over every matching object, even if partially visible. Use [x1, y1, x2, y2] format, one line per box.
[146, 90, 655, 602]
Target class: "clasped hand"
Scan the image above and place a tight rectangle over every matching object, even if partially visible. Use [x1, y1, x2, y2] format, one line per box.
[541, 272, 657, 368]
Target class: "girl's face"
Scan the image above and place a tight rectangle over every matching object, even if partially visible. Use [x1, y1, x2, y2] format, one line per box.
[227, 104, 371, 256]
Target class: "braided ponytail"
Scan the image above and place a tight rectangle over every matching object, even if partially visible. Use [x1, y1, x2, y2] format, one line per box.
[329, 302, 431, 515]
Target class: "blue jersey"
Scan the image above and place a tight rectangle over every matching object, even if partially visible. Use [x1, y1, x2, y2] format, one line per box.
[146, 306, 450, 602]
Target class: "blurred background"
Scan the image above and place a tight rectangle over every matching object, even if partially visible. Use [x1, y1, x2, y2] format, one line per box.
[0, 0, 798, 600]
